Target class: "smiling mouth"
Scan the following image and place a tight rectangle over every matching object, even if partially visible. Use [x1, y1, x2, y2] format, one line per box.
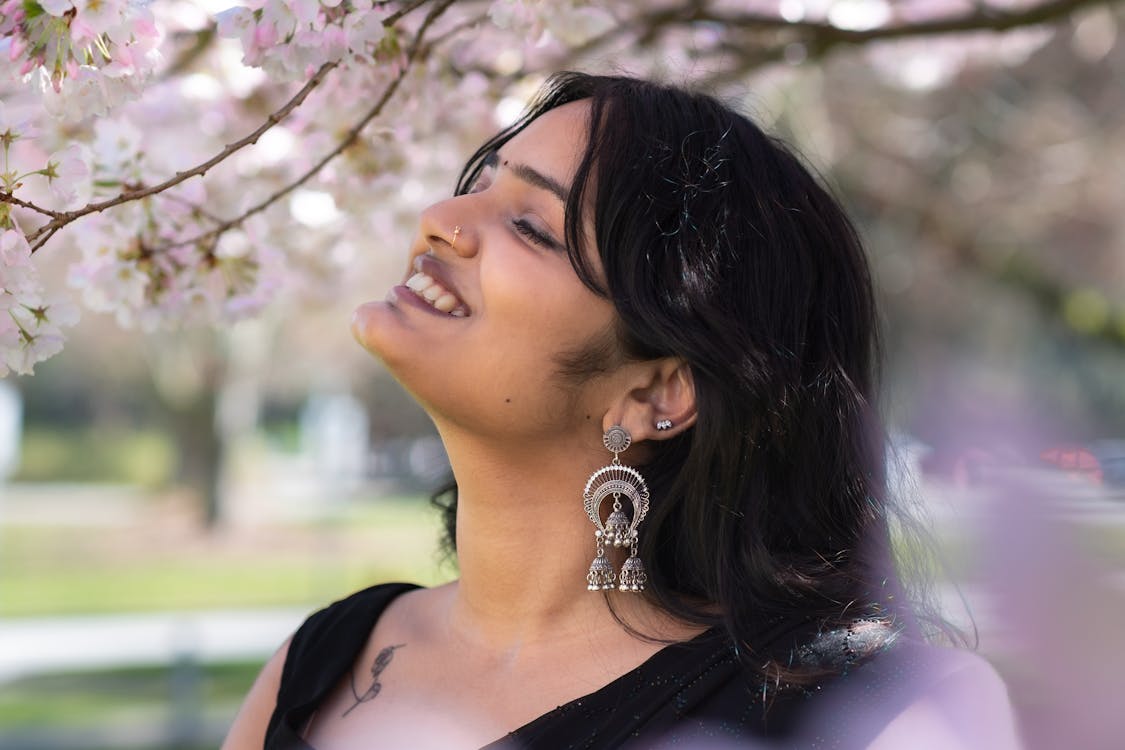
[403, 272, 469, 317]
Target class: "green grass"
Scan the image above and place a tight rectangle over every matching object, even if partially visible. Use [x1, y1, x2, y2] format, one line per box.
[0, 661, 262, 746]
[0, 497, 454, 617]
[0, 496, 454, 744]
[14, 428, 176, 487]
[0, 661, 259, 726]
[1, 558, 415, 616]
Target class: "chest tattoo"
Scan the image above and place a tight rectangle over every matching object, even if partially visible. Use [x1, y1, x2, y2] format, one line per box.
[342, 643, 407, 717]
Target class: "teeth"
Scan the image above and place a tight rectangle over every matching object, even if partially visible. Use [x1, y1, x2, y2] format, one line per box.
[405, 272, 432, 292]
[403, 271, 468, 317]
[433, 293, 458, 312]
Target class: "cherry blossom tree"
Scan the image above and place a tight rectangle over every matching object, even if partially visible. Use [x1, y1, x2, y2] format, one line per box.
[0, 0, 1118, 378]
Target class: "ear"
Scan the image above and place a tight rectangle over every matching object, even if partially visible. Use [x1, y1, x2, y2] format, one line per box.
[603, 358, 697, 443]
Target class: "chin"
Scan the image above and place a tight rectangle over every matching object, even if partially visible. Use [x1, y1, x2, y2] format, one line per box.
[351, 300, 397, 358]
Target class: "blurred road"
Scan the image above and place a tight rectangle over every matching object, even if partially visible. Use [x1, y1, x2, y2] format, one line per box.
[0, 608, 307, 683]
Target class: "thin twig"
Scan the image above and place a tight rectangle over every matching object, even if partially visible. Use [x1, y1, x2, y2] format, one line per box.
[0, 190, 63, 219]
[385, 0, 436, 26]
[25, 61, 340, 251]
[148, 0, 458, 254]
[429, 10, 487, 47]
[30, 224, 60, 253]
[161, 190, 226, 223]
[20, 0, 455, 254]
[15, 0, 1115, 253]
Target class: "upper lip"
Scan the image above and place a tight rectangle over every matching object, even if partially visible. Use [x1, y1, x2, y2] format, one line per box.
[407, 252, 471, 315]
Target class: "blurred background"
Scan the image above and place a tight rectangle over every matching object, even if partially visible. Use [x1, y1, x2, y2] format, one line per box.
[2, 1, 1124, 748]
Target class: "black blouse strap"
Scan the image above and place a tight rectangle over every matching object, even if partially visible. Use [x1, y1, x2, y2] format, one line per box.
[265, 582, 422, 745]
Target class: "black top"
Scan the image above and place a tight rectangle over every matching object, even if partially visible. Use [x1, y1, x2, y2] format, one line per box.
[265, 583, 941, 749]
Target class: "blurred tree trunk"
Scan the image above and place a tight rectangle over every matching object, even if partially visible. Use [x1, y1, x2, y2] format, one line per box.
[148, 334, 227, 529]
[166, 384, 224, 528]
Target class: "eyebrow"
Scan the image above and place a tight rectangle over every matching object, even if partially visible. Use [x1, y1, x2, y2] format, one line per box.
[485, 150, 569, 204]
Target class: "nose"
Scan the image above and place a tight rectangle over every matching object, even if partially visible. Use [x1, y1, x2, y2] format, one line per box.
[419, 199, 476, 258]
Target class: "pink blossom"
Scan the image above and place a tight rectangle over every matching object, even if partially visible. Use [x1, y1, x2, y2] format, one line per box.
[0, 100, 39, 144]
[6, 0, 161, 122]
[38, 0, 74, 17]
[0, 230, 75, 376]
[43, 143, 93, 208]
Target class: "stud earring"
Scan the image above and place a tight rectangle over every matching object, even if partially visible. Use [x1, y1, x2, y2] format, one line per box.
[584, 426, 650, 592]
[451, 225, 462, 249]
[655, 419, 673, 431]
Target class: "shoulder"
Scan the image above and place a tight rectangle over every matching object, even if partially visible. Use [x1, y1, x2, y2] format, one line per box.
[296, 581, 424, 635]
[279, 581, 424, 696]
[219, 582, 423, 750]
[220, 636, 292, 750]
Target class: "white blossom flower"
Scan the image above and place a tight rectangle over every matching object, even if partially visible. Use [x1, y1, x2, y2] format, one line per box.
[70, 0, 130, 43]
[216, 7, 258, 45]
[43, 143, 93, 208]
[0, 100, 39, 146]
[343, 6, 387, 59]
[11, 0, 161, 121]
[38, 66, 113, 120]
[0, 230, 37, 298]
[2, 327, 65, 375]
[38, 0, 74, 17]
[91, 116, 143, 177]
[260, 1, 298, 42]
[0, 230, 75, 376]
[288, 0, 322, 28]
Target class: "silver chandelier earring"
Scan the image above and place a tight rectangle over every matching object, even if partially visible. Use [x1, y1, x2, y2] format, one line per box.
[584, 426, 650, 592]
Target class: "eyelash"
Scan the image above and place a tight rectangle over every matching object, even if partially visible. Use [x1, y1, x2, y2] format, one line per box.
[512, 219, 555, 249]
[468, 164, 558, 250]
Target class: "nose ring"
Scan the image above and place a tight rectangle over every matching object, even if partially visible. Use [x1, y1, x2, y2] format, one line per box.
[451, 225, 462, 250]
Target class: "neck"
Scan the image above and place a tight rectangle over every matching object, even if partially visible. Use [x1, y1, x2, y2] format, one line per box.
[435, 423, 643, 648]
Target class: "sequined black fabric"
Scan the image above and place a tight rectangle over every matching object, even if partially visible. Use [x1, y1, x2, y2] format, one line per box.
[265, 583, 941, 749]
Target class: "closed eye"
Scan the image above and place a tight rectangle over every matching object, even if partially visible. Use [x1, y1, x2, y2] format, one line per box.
[512, 218, 560, 250]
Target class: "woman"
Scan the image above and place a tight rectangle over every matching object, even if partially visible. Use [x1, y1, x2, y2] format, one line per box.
[224, 73, 1019, 749]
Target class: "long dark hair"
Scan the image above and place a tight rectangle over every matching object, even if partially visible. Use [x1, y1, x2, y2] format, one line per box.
[436, 72, 920, 683]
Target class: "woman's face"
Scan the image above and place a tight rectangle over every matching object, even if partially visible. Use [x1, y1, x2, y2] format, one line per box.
[352, 101, 622, 440]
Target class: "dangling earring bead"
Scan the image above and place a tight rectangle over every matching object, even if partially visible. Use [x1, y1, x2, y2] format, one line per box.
[584, 426, 650, 592]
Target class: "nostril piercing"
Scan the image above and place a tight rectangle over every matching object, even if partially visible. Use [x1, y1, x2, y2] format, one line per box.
[451, 225, 462, 249]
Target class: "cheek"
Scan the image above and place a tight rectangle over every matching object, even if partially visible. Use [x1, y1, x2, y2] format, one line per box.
[482, 250, 601, 327]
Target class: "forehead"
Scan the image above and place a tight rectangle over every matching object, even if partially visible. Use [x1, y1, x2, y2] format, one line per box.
[500, 100, 590, 183]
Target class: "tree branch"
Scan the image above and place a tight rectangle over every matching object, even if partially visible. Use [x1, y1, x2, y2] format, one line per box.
[24, 61, 338, 253]
[148, 0, 459, 254]
[566, 0, 1122, 73]
[686, 0, 1116, 41]
[0, 190, 63, 219]
[21, 0, 453, 254]
[705, 0, 1119, 40]
[385, 0, 435, 26]
[14, 0, 1118, 254]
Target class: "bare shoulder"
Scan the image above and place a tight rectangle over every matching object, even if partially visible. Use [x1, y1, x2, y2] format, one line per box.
[868, 647, 1023, 750]
[220, 637, 292, 750]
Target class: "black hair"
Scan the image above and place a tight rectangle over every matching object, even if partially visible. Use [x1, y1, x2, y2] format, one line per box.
[435, 72, 933, 685]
